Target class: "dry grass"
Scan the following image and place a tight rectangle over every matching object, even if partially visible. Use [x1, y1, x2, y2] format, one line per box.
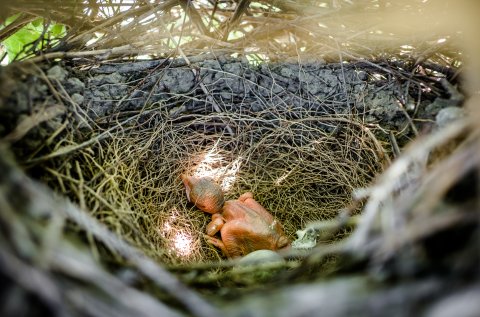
[1, 1, 465, 65]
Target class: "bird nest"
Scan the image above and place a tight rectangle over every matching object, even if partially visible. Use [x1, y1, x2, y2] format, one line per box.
[4, 53, 462, 267]
[38, 87, 384, 265]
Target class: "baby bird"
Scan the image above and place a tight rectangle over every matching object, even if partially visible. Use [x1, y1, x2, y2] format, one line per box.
[181, 175, 225, 214]
[181, 175, 290, 258]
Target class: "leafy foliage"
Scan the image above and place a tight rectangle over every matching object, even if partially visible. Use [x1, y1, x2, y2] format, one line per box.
[1, 15, 65, 63]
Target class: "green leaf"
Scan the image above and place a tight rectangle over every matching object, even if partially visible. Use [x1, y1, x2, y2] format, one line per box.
[51, 24, 66, 37]
[1, 14, 21, 28]
[31, 18, 43, 28]
[1, 15, 67, 63]
[3, 27, 41, 61]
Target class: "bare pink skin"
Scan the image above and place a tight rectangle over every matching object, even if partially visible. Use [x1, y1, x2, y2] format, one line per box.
[181, 175, 290, 258]
[181, 175, 224, 214]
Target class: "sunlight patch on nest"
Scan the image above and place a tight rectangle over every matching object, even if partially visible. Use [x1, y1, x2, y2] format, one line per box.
[173, 232, 194, 257]
[192, 146, 242, 192]
[159, 208, 195, 259]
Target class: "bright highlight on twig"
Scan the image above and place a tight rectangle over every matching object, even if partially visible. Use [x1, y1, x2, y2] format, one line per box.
[192, 146, 242, 191]
[274, 168, 295, 186]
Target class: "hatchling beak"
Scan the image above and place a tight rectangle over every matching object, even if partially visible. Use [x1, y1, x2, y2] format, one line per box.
[181, 175, 192, 201]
